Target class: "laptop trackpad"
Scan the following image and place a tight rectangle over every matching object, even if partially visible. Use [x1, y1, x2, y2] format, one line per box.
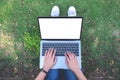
[52, 56, 81, 69]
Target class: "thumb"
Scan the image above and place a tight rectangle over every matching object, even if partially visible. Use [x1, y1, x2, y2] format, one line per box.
[65, 57, 69, 66]
[54, 57, 57, 64]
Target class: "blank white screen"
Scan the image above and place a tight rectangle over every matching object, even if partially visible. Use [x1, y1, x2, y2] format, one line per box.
[39, 18, 82, 39]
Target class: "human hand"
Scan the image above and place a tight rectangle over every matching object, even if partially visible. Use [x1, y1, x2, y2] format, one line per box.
[65, 51, 80, 73]
[43, 48, 57, 72]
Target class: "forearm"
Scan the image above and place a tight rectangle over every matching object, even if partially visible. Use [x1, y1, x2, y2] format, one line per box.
[35, 71, 46, 80]
[74, 70, 87, 80]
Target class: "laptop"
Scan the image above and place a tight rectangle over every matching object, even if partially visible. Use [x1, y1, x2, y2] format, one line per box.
[38, 17, 83, 69]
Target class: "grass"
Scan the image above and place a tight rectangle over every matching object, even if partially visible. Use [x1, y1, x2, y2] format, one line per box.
[0, 0, 120, 80]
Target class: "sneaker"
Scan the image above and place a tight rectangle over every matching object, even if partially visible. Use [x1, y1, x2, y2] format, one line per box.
[68, 6, 77, 16]
[51, 6, 60, 17]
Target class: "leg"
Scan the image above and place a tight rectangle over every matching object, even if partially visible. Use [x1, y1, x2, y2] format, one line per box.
[64, 69, 77, 80]
[68, 6, 77, 16]
[65, 7, 77, 80]
[51, 6, 60, 17]
[45, 69, 61, 80]
[45, 6, 61, 80]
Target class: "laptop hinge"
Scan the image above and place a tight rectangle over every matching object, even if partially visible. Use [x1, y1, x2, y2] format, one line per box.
[41, 39, 80, 41]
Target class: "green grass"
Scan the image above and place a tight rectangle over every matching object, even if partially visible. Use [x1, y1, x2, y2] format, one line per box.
[0, 0, 120, 80]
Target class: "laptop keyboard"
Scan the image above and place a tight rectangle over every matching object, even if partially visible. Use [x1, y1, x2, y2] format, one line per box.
[42, 42, 79, 56]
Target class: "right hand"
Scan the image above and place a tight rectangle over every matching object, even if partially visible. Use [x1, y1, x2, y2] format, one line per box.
[65, 51, 80, 73]
[65, 52, 87, 80]
[43, 48, 57, 72]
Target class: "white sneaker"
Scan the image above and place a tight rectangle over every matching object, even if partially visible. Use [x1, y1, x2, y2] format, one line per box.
[51, 6, 60, 17]
[68, 6, 77, 16]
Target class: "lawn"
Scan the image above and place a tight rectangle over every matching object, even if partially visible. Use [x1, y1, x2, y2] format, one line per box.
[0, 0, 120, 80]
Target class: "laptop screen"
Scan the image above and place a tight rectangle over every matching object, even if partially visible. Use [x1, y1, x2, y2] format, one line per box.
[38, 17, 83, 39]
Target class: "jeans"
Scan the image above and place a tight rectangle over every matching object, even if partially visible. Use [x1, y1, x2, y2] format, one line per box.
[45, 69, 77, 80]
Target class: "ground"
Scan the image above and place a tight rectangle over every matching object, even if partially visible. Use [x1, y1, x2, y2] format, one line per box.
[0, 0, 120, 80]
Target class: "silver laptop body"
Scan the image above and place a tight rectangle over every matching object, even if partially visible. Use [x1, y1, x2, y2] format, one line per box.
[38, 17, 83, 69]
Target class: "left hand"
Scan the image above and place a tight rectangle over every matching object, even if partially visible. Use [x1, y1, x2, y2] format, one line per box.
[65, 51, 80, 73]
[43, 48, 57, 72]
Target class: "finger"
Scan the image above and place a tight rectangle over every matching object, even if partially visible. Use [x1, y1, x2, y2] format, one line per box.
[65, 58, 69, 66]
[49, 48, 52, 56]
[50, 48, 54, 56]
[73, 53, 77, 59]
[70, 52, 78, 61]
[65, 53, 69, 58]
[50, 48, 52, 53]
[54, 56, 57, 65]
[69, 52, 74, 57]
[66, 51, 70, 59]
[69, 52, 75, 59]
[48, 48, 52, 56]
[67, 52, 72, 60]
[72, 53, 76, 57]
[69, 51, 73, 55]
[64, 53, 67, 59]
[52, 49, 56, 58]
[64, 53, 68, 58]
[65, 55, 70, 68]
[52, 49, 55, 59]
[45, 50, 48, 57]
[64, 53, 68, 61]
[47, 48, 50, 53]
[65, 53, 70, 62]
[64, 53, 67, 58]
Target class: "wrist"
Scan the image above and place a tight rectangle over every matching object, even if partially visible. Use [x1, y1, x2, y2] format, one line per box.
[73, 68, 80, 74]
[42, 69, 48, 75]
[43, 67, 50, 72]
